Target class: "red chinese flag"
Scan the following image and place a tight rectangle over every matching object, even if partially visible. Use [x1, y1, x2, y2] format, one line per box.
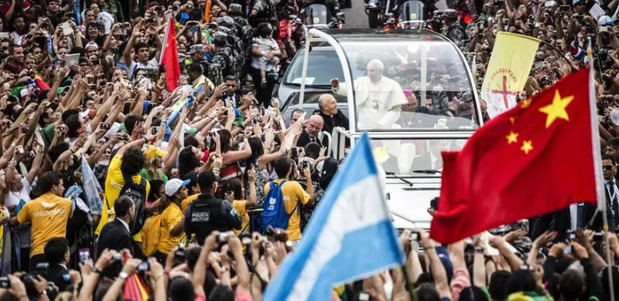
[430, 68, 599, 244]
[161, 18, 180, 92]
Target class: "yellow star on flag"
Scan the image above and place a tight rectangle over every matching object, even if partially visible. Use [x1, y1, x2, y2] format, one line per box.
[521, 140, 533, 154]
[520, 98, 532, 109]
[506, 131, 518, 144]
[538, 90, 574, 128]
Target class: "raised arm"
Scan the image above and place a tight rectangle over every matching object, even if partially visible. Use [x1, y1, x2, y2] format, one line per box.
[193, 232, 218, 296]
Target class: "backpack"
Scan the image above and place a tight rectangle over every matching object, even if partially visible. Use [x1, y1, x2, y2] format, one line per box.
[262, 180, 298, 233]
[118, 175, 147, 235]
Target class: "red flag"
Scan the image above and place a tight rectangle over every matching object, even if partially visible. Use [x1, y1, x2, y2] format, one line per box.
[430, 68, 599, 244]
[161, 18, 180, 92]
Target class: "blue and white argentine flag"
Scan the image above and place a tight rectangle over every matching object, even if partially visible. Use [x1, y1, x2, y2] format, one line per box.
[263, 133, 405, 301]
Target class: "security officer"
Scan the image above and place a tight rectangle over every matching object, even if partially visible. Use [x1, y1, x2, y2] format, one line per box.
[188, 44, 209, 76]
[443, 9, 468, 47]
[208, 32, 236, 86]
[229, 3, 255, 47]
[249, 0, 278, 27]
[184, 171, 242, 245]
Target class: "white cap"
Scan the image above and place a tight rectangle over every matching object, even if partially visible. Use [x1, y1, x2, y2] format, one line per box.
[165, 178, 190, 197]
[598, 15, 613, 26]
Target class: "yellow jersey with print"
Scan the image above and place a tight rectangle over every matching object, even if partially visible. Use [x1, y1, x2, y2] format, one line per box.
[96, 153, 151, 235]
[263, 179, 310, 241]
[181, 194, 200, 213]
[156, 203, 184, 254]
[232, 200, 249, 235]
[17, 193, 72, 257]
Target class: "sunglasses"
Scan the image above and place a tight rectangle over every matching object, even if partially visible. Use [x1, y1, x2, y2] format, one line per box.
[603, 165, 615, 171]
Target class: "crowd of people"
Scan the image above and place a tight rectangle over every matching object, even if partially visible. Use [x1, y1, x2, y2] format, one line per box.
[0, 0, 615, 300]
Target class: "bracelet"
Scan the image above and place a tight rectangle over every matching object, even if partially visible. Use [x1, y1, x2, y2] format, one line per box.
[93, 266, 101, 274]
[163, 268, 170, 276]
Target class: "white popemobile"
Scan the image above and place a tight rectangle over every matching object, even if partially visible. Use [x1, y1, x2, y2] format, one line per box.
[294, 28, 483, 229]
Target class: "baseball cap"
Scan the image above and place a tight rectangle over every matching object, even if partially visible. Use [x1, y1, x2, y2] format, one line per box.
[188, 44, 204, 54]
[182, 171, 199, 189]
[598, 15, 613, 26]
[85, 41, 99, 49]
[165, 178, 190, 197]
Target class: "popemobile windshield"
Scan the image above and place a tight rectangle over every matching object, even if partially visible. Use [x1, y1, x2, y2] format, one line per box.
[294, 28, 483, 229]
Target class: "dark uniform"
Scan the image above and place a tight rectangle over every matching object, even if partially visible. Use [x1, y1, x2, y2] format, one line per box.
[184, 193, 242, 244]
[208, 32, 237, 86]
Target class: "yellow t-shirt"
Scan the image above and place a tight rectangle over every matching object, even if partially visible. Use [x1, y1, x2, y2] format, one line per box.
[232, 200, 249, 235]
[181, 194, 200, 213]
[17, 193, 72, 257]
[263, 179, 310, 241]
[156, 203, 184, 254]
[96, 153, 151, 235]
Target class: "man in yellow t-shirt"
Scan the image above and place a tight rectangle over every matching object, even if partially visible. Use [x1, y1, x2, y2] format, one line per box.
[154, 179, 188, 263]
[224, 169, 257, 235]
[0, 171, 72, 269]
[263, 158, 314, 241]
[96, 144, 151, 236]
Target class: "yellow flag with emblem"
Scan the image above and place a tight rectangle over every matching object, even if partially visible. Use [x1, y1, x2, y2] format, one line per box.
[480, 32, 540, 118]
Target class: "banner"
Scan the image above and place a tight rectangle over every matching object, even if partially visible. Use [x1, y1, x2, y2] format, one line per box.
[480, 32, 540, 118]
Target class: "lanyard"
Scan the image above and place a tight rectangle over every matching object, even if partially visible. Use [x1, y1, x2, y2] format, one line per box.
[607, 182, 617, 203]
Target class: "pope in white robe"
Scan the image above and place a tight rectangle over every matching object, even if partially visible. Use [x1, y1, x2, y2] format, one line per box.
[332, 59, 408, 129]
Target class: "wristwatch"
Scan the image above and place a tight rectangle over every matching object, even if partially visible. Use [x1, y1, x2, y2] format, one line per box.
[119, 271, 129, 280]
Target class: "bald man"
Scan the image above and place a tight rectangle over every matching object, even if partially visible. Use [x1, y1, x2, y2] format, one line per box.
[297, 115, 324, 147]
[331, 59, 407, 129]
[318, 94, 349, 134]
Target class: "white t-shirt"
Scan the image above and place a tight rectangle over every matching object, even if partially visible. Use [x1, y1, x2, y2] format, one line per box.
[250, 37, 279, 70]
[4, 178, 32, 208]
[128, 58, 158, 82]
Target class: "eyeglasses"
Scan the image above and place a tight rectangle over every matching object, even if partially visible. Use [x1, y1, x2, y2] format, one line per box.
[603, 165, 615, 171]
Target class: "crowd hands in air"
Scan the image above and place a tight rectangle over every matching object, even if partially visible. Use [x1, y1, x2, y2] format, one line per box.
[0, 0, 616, 300]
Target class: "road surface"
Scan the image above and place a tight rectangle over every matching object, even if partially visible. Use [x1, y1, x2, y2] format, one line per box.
[342, 0, 448, 29]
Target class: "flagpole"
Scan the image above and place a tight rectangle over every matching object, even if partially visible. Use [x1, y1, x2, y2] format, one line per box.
[587, 48, 615, 301]
[159, 17, 171, 64]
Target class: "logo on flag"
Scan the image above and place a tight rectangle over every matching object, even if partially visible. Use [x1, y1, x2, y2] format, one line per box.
[480, 32, 540, 118]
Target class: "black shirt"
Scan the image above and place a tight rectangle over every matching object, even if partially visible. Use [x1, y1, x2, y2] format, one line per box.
[319, 109, 349, 135]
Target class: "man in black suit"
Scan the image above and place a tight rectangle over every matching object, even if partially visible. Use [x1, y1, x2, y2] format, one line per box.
[44, 237, 72, 293]
[577, 155, 617, 232]
[297, 115, 324, 147]
[606, 137, 619, 183]
[96, 195, 143, 258]
[317, 94, 348, 134]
